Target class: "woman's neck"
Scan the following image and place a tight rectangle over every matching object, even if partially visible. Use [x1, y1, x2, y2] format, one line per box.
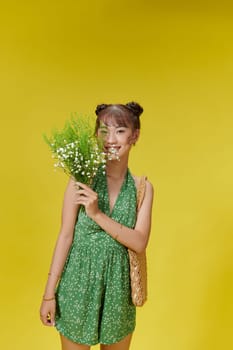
[106, 159, 128, 180]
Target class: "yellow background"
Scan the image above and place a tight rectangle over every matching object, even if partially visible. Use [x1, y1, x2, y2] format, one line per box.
[1, 1, 233, 349]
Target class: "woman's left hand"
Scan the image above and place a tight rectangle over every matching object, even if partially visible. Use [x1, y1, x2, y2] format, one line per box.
[74, 182, 99, 218]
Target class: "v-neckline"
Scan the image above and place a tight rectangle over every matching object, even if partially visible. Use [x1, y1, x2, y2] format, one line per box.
[105, 169, 128, 216]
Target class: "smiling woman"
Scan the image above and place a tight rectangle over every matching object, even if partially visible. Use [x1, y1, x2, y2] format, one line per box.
[39, 102, 154, 350]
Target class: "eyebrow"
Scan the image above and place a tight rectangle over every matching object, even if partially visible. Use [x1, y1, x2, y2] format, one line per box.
[99, 126, 108, 129]
[99, 124, 127, 129]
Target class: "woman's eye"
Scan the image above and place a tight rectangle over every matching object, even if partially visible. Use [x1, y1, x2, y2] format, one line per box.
[116, 129, 126, 134]
[98, 129, 108, 135]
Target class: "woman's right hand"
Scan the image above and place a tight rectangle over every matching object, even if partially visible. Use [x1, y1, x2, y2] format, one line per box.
[75, 182, 100, 219]
[40, 299, 56, 327]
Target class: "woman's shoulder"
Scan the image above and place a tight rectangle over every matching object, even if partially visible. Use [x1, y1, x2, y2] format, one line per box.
[132, 174, 154, 192]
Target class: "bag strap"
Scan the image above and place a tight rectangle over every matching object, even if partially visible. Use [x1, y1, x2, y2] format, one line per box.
[137, 176, 147, 211]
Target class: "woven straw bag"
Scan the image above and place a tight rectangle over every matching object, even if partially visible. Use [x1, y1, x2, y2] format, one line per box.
[128, 176, 147, 307]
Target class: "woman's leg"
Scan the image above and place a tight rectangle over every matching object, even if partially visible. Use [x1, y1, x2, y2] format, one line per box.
[100, 333, 133, 350]
[60, 334, 91, 350]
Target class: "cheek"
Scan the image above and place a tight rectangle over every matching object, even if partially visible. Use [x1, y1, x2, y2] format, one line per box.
[126, 136, 131, 144]
[125, 135, 138, 147]
[97, 132, 106, 142]
[129, 131, 139, 144]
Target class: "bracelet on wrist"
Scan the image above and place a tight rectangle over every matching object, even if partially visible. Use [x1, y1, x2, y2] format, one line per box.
[114, 223, 123, 240]
[43, 295, 56, 301]
[48, 271, 60, 279]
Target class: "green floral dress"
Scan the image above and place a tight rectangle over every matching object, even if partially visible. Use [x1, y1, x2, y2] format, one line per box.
[55, 168, 137, 345]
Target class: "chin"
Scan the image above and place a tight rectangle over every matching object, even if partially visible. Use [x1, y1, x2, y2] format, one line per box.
[107, 154, 121, 161]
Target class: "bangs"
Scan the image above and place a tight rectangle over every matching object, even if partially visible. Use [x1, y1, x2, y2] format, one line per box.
[95, 105, 135, 134]
[99, 111, 130, 128]
[95, 103, 141, 134]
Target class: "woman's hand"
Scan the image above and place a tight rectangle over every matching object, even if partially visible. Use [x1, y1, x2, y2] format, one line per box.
[75, 182, 100, 219]
[40, 299, 56, 327]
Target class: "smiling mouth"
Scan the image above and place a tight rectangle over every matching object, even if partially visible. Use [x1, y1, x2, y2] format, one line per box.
[105, 146, 120, 154]
[104, 146, 120, 160]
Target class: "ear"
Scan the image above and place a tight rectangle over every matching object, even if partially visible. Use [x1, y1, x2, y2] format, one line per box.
[130, 129, 140, 145]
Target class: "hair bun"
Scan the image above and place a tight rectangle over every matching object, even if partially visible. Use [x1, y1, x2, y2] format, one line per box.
[125, 101, 143, 117]
[95, 104, 109, 116]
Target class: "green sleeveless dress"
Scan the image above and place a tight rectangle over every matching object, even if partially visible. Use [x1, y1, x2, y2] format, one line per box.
[55, 168, 137, 345]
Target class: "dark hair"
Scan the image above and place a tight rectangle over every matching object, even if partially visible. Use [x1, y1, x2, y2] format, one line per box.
[95, 102, 143, 133]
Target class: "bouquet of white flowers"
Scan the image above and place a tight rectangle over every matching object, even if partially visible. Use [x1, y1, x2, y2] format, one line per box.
[44, 114, 106, 185]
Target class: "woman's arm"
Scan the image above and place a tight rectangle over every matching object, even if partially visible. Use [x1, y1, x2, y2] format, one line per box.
[40, 177, 80, 326]
[75, 180, 154, 254]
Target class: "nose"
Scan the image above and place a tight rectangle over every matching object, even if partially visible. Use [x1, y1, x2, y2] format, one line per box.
[106, 129, 117, 144]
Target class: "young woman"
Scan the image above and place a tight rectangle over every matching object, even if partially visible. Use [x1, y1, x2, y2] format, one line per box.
[40, 102, 154, 350]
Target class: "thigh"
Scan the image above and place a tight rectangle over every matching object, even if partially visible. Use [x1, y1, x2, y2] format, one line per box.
[60, 334, 91, 350]
[100, 333, 133, 350]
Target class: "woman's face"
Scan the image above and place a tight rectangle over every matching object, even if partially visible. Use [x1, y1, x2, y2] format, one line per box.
[97, 120, 139, 161]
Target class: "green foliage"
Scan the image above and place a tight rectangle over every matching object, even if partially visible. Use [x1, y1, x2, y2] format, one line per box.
[44, 114, 106, 184]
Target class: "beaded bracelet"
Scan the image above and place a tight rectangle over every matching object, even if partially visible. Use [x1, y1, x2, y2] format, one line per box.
[43, 295, 55, 301]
